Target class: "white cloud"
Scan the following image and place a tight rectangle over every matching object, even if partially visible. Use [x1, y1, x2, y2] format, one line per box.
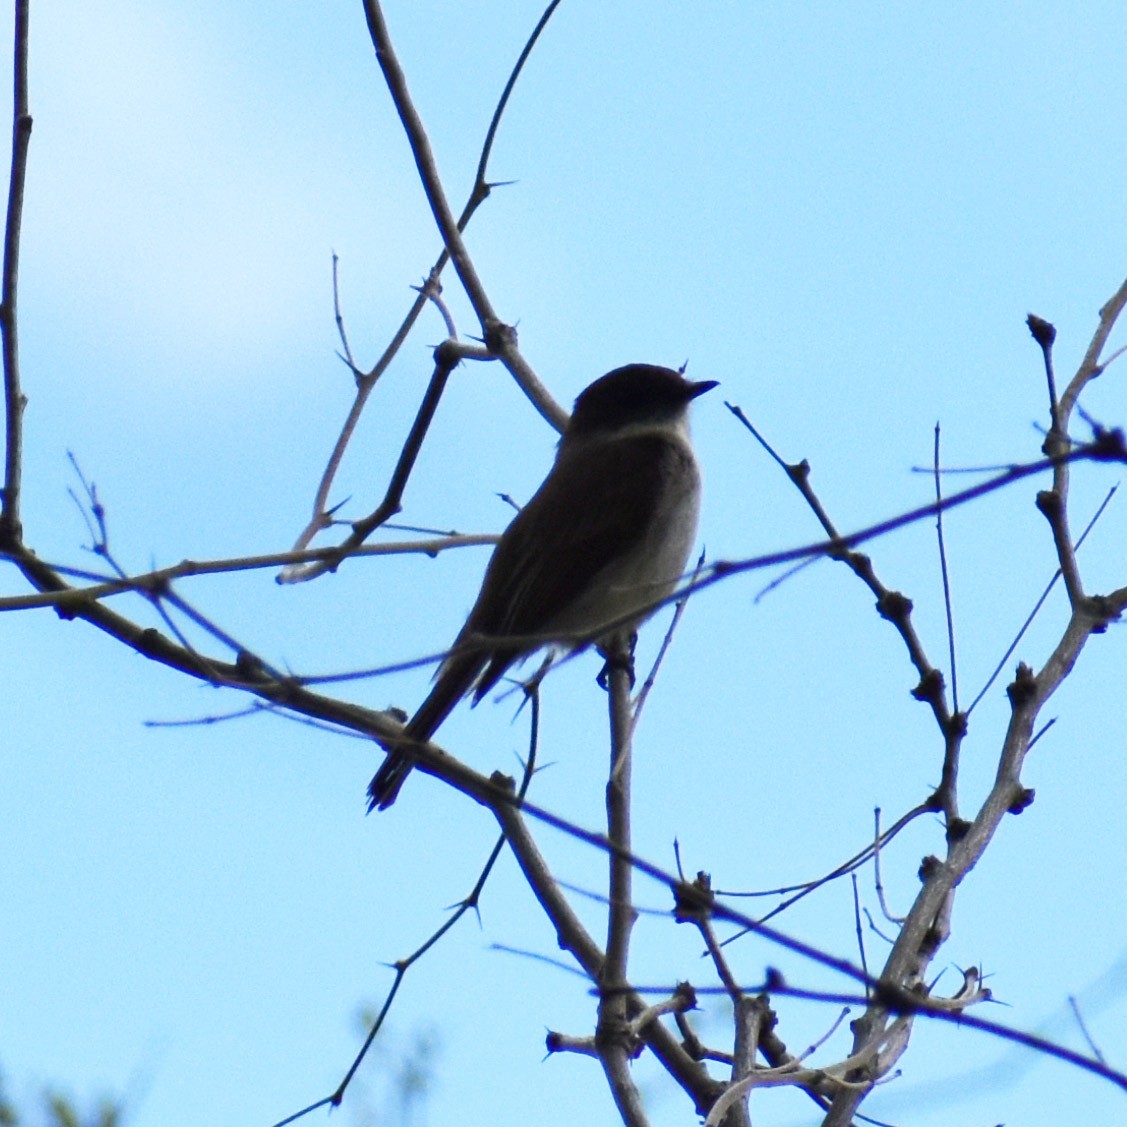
[23, 2, 430, 385]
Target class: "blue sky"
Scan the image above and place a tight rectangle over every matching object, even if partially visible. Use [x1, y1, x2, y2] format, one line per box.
[3, 3, 1127, 1126]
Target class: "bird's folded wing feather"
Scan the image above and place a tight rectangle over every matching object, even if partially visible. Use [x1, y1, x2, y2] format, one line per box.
[467, 432, 695, 695]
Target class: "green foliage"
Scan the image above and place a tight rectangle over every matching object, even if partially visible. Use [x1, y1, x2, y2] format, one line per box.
[0, 1069, 121, 1127]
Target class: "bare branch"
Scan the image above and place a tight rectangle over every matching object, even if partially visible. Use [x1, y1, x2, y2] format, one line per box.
[625, 984, 697, 1039]
[1036, 280, 1127, 609]
[728, 400, 954, 747]
[491, 786, 719, 1116]
[287, 1, 567, 566]
[362, 0, 562, 428]
[289, 697, 545, 1123]
[280, 339, 466, 582]
[0, 532, 497, 612]
[598, 635, 646, 1125]
[0, 0, 30, 542]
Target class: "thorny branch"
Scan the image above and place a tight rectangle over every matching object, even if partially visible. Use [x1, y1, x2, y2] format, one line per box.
[0, 532, 498, 612]
[822, 286, 1127, 1127]
[272, 697, 545, 1127]
[724, 282, 1127, 1126]
[283, 0, 567, 582]
[5, 1, 1127, 1124]
[281, 338, 475, 581]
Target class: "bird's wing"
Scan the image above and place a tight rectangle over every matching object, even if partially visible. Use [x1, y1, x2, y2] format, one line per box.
[469, 432, 695, 696]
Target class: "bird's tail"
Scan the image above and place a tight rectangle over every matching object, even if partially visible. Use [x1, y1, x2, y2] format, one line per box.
[367, 751, 412, 811]
[366, 647, 485, 812]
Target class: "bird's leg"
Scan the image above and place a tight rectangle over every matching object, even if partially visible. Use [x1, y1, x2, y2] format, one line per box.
[596, 630, 637, 691]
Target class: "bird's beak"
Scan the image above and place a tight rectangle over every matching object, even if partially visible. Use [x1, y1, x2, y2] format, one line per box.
[688, 379, 719, 399]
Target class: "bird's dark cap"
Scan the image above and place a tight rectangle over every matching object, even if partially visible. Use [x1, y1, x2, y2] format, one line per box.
[570, 364, 717, 433]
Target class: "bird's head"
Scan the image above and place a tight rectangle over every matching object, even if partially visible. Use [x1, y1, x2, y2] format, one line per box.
[567, 364, 717, 439]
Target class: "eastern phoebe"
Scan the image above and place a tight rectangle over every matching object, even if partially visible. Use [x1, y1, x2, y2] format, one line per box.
[367, 363, 716, 811]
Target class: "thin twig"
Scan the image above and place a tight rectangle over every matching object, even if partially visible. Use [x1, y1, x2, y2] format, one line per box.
[280, 340, 471, 582]
[717, 803, 928, 943]
[65, 455, 240, 685]
[1027, 312, 1059, 435]
[728, 400, 957, 743]
[823, 284, 1127, 1126]
[633, 548, 705, 724]
[362, 0, 562, 425]
[872, 808, 906, 927]
[933, 423, 959, 714]
[330, 251, 360, 378]
[967, 484, 1118, 716]
[287, 0, 567, 567]
[472, 0, 565, 192]
[717, 802, 926, 901]
[1027, 715, 1057, 751]
[1068, 995, 1107, 1066]
[0, 533, 497, 612]
[1037, 433, 1086, 615]
[928, 422, 966, 825]
[0, 0, 31, 541]
[279, 694, 545, 1125]
[851, 873, 870, 998]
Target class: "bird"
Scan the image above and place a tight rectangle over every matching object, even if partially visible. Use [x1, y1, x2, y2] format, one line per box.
[367, 363, 716, 811]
